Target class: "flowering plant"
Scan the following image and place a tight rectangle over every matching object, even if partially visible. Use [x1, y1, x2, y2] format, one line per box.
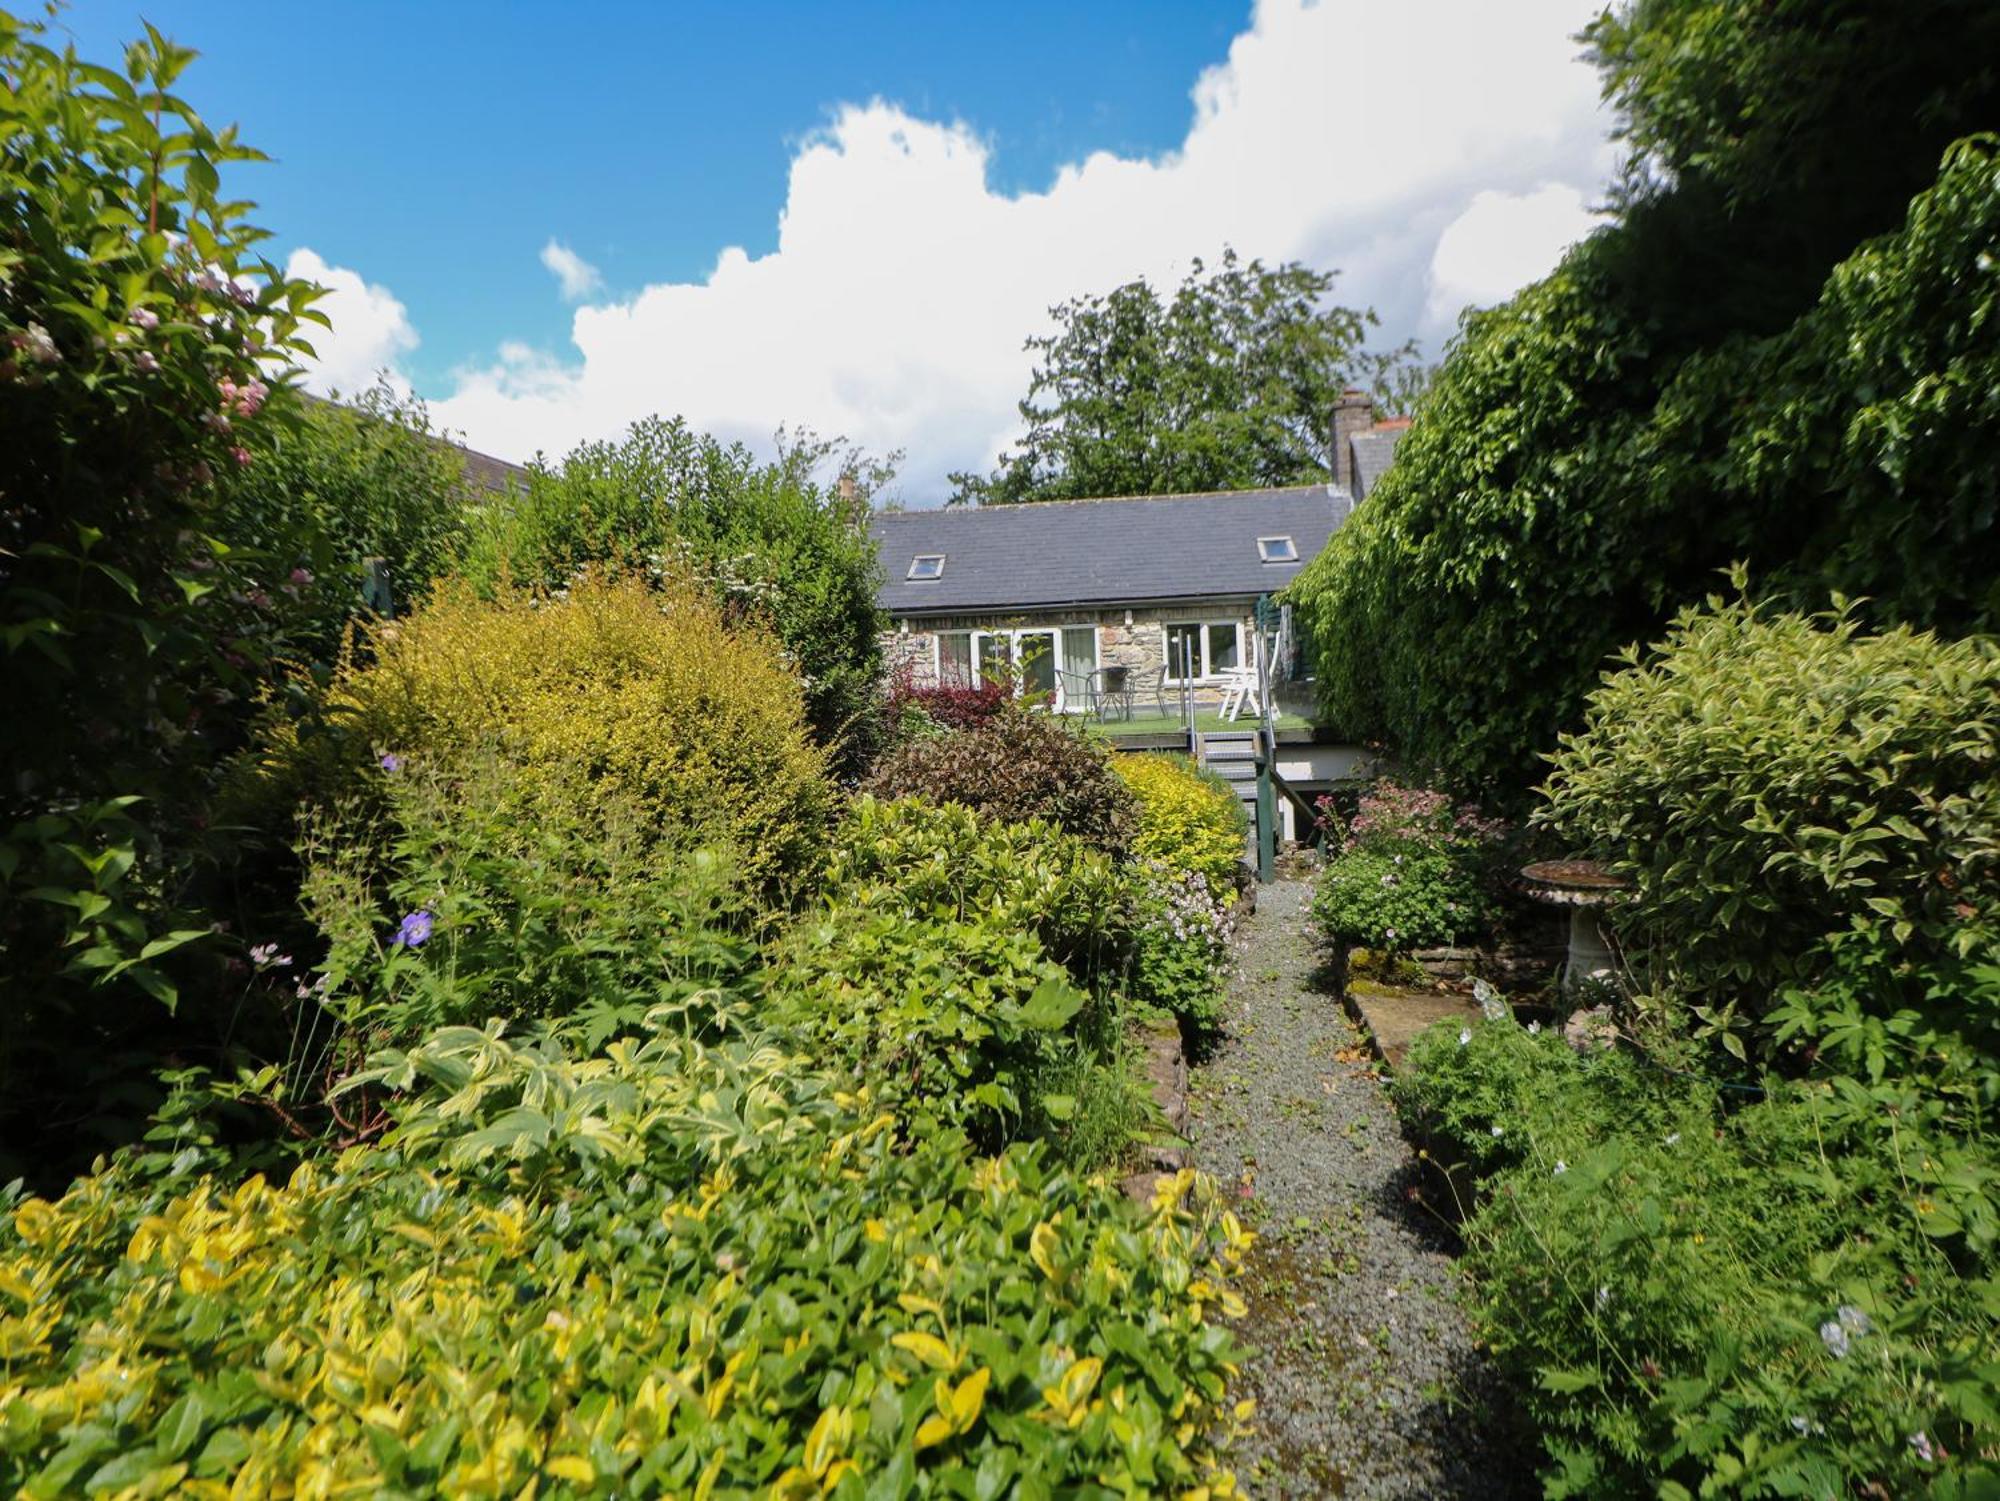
[1127, 861, 1238, 1031]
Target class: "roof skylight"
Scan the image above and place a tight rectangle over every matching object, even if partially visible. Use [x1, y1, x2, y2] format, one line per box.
[907, 553, 946, 580]
[1257, 535, 1298, 563]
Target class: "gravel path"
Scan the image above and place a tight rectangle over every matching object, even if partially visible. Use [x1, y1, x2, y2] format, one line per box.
[1189, 876, 1529, 1499]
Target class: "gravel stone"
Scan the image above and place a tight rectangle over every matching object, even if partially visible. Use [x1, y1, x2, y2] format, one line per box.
[1190, 876, 1532, 1498]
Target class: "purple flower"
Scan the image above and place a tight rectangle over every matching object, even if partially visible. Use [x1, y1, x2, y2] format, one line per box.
[1910, 1431, 1937, 1464]
[392, 910, 434, 948]
[132, 350, 161, 375]
[379, 752, 403, 773]
[130, 307, 160, 330]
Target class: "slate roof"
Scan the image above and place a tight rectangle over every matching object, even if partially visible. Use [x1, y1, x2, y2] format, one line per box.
[1348, 425, 1406, 501]
[871, 484, 1352, 616]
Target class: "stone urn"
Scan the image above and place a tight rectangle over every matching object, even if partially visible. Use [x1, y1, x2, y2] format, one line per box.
[1519, 859, 1629, 996]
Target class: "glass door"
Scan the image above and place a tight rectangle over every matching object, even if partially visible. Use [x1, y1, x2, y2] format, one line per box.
[1017, 631, 1057, 705]
[1059, 627, 1097, 712]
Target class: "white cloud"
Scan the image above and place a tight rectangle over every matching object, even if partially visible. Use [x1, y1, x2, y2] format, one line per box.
[1425, 184, 1605, 324]
[284, 247, 417, 398]
[408, 0, 1617, 494]
[539, 240, 604, 301]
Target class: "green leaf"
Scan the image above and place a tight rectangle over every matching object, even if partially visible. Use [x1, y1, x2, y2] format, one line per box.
[1015, 976, 1084, 1031]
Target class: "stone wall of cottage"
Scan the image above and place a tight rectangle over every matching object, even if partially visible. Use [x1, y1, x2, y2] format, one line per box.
[879, 601, 1263, 707]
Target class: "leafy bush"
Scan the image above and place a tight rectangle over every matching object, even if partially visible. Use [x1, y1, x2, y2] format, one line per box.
[864, 709, 1136, 858]
[1539, 592, 2000, 1059]
[1127, 864, 1237, 1033]
[262, 573, 832, 890]
[459, 416, 885, 767]
[771, 797, 1135, 1155]
[0, 1016, 1253, 1498]
[883, 656, 1012, 734]
[1114, 753, 1247, 899]
[302, 754, 756, 1047]
[767, 908, 1100, 1151]
[1396, 1012, 2000, 1499]
[817, 796, 1133, 983]
[1290, 127, 2000, 797]
[0, 15, 328, 1181]
[210, 383, 479, 664]
[1311, 780, 1499, 956]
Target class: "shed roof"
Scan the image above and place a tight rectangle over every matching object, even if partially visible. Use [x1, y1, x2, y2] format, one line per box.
[870, 483, 1351, 616]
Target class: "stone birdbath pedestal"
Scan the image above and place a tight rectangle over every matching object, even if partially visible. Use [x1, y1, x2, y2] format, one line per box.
[1519, 859, 1630, 996]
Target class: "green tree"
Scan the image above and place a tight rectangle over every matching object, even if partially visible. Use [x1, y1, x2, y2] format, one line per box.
[1289, 0, 2000, 798]
[1, 12, 324, 1175]
[950, 251, 1419, 505]
[459, 415, 887, 767]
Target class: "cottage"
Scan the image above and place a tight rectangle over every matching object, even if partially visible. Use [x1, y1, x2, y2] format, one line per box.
[871, 482, 1349, 718]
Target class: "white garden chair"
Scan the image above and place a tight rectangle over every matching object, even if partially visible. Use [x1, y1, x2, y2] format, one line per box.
[1219, 666, 1261, 722]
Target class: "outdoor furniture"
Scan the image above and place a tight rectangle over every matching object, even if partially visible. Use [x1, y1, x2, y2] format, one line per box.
[1145, 666, 1176, 720]
[1054, 669, 1094, 717]
[1088, 665, 1133, 722]
[1219, 666, 1262, 722]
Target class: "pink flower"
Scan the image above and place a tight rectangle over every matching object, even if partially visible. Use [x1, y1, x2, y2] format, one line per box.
[129, 307, 160, 330]
[229, 445, 253, 468]
[132, 350, 160, 374]
[203, 411, 232, 434]
[289, 567, 314, 587]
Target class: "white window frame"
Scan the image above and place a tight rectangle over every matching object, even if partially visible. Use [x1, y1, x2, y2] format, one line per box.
[1162, 619, 1245, 684]
[932, 624, 1099, 711]
[1257, 535, 1298, 563]
[907, 553, 946, 580]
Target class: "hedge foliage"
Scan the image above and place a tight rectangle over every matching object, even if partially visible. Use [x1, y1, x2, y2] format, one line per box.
[0, 1016, 1252, 1499]
[281, 574, 832, 889]
[864, 710, 1136, 860]
[1289, 131, 2000, 795]
[1539, 593, 2000, 1061]
[1112, 755, 1246, 902]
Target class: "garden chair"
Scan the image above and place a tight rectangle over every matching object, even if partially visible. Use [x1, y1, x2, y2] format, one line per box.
[1087, 665, 1133, 722]
[1219, 666, 1261, 722]
[1054, 669, 1095, 717]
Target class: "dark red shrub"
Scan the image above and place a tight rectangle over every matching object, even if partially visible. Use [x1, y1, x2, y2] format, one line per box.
[863, 705, 1136, 857]
[885, 657, 1011, 732]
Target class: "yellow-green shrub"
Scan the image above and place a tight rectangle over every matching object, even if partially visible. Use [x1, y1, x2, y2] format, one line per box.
[269, 573, 831, 888]
[0, 1018, 1252, 1498]
[1113, 754, 1247, 899]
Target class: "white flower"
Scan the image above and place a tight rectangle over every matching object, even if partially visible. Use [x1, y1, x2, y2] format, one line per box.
[1910, 1431, 1937, 1464]
[1664, 1131, 1681, 1146]
[1790, 1414, 1811, 1435]
[1526, 1021, 1541, 1035]
[1819, 1320, 1851, 1359]
[1489, 1125, 1504, 1138]
[1595, 1285, 1611, 1310]
[1837, 1304, 1874, 1337]
[1553, 1159, 1568, 1176]
[1458, 1028, 1471, 1046]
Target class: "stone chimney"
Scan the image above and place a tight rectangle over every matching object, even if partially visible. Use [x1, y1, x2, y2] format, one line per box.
[1331, 387, 1373, 495]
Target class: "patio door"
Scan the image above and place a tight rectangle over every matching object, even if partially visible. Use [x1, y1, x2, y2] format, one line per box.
[1016, 631, 1057, 705]
[1059, 627, 1097, 712]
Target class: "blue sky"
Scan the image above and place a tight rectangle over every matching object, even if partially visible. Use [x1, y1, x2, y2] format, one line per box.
[63, 2, 1249, 389]
[61, 1, 1615, 497]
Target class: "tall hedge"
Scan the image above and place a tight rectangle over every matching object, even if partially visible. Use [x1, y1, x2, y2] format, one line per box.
[1290, 133, 2000, 795]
